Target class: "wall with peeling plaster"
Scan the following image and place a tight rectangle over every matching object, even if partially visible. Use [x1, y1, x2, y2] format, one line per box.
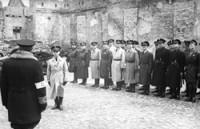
[1, 0, 200, 49]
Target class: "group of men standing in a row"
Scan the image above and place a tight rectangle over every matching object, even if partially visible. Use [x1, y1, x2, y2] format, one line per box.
[67, 38, 200, 103]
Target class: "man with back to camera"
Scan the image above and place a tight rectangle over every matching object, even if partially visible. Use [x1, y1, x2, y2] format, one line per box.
[1, 39, 47, 129]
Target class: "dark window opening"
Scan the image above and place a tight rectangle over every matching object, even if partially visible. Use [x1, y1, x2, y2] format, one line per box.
[55, 4, 57, 7]
[41, 3, 44, 7]
[82, 1, 84, 5]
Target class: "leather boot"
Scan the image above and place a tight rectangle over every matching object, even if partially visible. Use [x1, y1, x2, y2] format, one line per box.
[101, 79, 109, 89]
[109, 79, 114, 85]
[140, 85, 146, 94]
[80, 79, 87, 85]
[192, 87, 196, 103]
[58, 97, 64, 111]
[95, 79, 100, 87]
[126, 85, 132, 92]
[91, 79, 96, 87]
[112, 82, 120, 91]
[145, 85, 150, 95]
[52, 97, 58, 110]
[176, 87, 180, 100]
[160, 85, 166, 98]
[70, 74, 77, 83]
[130, 83, 135, 93]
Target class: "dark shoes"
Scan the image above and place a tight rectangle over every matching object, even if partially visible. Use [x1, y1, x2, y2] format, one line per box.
[91, 84, 99, 87]
[140, 91, 149, 95]
[100, 85, 109, 89]
[70, 80, 77, 83]
[79, 82, 86, 85]
[112, 87, 121, 91]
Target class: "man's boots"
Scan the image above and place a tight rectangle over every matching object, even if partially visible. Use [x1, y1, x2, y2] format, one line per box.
[52, 97, 59, 110]
[58, 97, 64, 111]
[71, 74, 77, 83]
[131, 83, 135, 93]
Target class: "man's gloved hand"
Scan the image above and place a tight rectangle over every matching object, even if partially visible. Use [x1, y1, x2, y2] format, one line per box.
[63, 81, 67, 85]
[48, 81, 50, 86]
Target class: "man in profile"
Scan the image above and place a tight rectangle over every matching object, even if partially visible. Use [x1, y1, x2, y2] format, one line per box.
[1, 39, 47, 129]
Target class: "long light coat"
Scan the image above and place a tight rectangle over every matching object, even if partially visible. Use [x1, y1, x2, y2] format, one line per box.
[125, 48, 139, 83]
[139, 50, 153, 85]
[47, 56, 68, 99]
[111, 47, 125, 82]
[109, 45, 116, 77]
[90, 48, 101, 79]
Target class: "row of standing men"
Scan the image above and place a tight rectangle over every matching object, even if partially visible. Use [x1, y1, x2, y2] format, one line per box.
[67, 38, 200, 103]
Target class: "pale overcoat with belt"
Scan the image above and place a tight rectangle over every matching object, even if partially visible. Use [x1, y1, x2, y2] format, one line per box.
[111, 48, 125, 82]
[47, 56, 68, 99]
[90, 48, 101, 79]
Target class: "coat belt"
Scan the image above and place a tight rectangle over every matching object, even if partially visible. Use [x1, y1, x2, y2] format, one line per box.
[113, 59, 121, 61]
[91, 59, 99, 61]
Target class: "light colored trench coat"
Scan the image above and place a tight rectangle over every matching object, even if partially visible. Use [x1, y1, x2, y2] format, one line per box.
[47, 56, 68, 99]
[111, 48, 125, 82]
[125, 48, 139, 83]
[90, 48, 101, 79]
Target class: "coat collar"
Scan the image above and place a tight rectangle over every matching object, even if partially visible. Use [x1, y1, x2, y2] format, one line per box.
[10, 50, 38, 60]
[52, 56, 62, 62]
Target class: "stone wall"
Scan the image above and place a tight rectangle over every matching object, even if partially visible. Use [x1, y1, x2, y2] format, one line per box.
[32, 0, 200, 47]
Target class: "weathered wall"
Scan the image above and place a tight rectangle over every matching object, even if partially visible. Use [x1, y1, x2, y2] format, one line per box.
[31, 0, 200, 47]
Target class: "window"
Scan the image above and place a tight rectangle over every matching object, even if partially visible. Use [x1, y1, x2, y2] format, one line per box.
[55, 4, 57, 7]
[41, 3, 44, 7]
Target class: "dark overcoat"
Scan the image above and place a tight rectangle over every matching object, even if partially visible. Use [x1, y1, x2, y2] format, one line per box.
[185, 51, 200, 83]
[139, 50, 153, 85]
[151, 47, 169, 86]
[67, 48, 77, 73]
[125, 48, 139, 83]
[76, 49, 90, 79]
[0, 52, 44, 124]
[166, 49, 185, 88]
[100, 49, 112, 78]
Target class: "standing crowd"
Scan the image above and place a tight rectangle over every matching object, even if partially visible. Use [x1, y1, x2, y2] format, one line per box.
[0, 38, 200, 129]
[67, 38, 200, 103]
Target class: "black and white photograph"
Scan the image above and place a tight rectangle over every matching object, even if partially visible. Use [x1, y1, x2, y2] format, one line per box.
[0, 0, 200, 129]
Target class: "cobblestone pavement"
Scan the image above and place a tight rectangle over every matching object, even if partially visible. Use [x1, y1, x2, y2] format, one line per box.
[0, 74, 200, 129]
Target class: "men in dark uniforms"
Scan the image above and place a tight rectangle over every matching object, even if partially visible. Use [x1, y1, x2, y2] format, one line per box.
[1, 39, 47, 129]
[139, 41, 153, 95]
[90, 42, 101, 87]
[167, 39, 185, 99]
[184, 40, 200, 102]
[151, 39, 169, 97]
[125, 40, 139, 93]
[100, 41, 112, 89]
[76, 42, 90, 85]
[67, 41, 78, 83]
